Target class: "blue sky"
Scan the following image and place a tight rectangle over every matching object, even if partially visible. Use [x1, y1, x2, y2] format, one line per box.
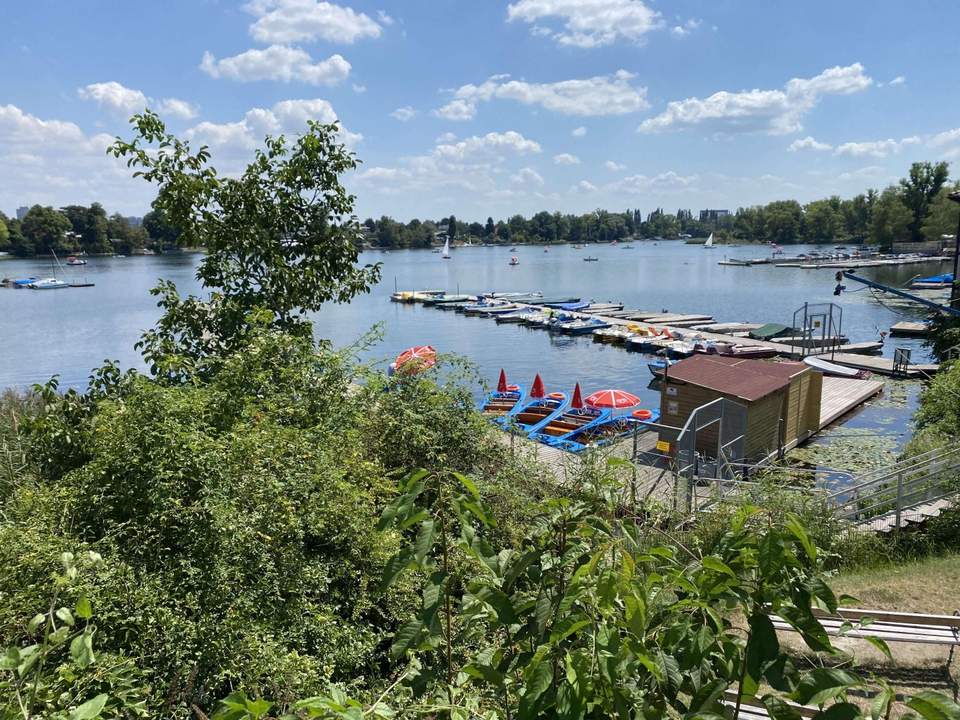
[2, 0, 960, 221]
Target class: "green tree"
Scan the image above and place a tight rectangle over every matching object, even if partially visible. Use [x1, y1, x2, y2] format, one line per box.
[142, 208, 181, 245]
[447, 214, 457, 240]
[484, 216, 495, 238]
[109, 112, 381, 380]
[869, 186, 912, 250]
[899, 161, 950, 242]
[920, 183, 960, 244]
[763, 200, 803, 244]
[61, 203, 110, 253]
[0, 212, 9, 251]
[21, 205, 71, 256]
[803, 199, 840, 241]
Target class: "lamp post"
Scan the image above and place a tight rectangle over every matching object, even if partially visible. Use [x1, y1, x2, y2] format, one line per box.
[949, 190, 960, 308]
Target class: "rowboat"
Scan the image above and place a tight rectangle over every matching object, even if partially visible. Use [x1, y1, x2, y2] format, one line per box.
[545, 300, 590, 311]
[479, 384, 526, 418]
[495, 308, 537, 323]
[524, 296, 582, 306]
[665, 340, 697, 359]
[527, 406, 610, 444]
[435, 301, 472, 312]
[648, 359, 678, 376]
[549, 410, 660, 453]
[803, 356, 866, 378]
[555, 317, 611, 335]
[461, 300, 510, 315]
[423, 293, 476, 305]
[497, 393, 568, 433]
[478, 304, 522, 317]
[30, 278, 70, 290]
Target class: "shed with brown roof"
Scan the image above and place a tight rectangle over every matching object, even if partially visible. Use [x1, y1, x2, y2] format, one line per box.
[659, 354, 822, 462]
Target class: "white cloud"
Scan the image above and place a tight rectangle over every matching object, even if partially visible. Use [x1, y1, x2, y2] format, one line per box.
[506, 0, 662, 48]
[670, 18, 701, 37]
[888, 75, 906, 86]
[200, 46, 351, 86]
[575, 180, 598, 192]
[355, 130, 542, 197]
[435, 131, 457, 143]
[437, 70, 647, 120]
[511, 167, 544, 186]
[604, 160, 626, 171]
[390, 106, 417, 122]
[0, 104, 148, 213]
[78, 81, 198, 120]
[788, 136, 832, 152]
[836, 165, 887, 182]
[377, 10, 394, 26]
[638, 63, 873, 135]
[155, 98, 199, 120]
[352, 83, 367, 93]
[928, 128, 960, 148]
[553, 153, 580, 165]
[609, 171, 699, 194]
[244, 0, 382, 44]
[432, 98, 477, 121]
[184, 98, 361, 174]
[572, 126, 587, 137]
[834, 136, 919, 158]
[77, 81, 147, 115]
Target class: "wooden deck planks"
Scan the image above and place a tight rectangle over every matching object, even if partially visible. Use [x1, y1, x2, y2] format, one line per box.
[818, 377, 884, 429]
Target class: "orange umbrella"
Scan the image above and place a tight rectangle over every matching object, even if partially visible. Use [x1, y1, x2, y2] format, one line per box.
[530, 373, 545, 398]
[394, 345, 437, 371]
[585, 389, 641, 409]
[497, 369, 508, 392]
[571, 382, 583, 409]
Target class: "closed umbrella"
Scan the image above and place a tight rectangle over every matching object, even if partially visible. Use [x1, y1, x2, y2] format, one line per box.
[530, 373, 545, 398]
[497, 369, 508, 392]
[571, 383, 583, 409]
[585, 388, 641, 409]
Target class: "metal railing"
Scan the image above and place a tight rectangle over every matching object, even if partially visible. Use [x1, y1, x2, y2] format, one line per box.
[826, 445, 960, 531]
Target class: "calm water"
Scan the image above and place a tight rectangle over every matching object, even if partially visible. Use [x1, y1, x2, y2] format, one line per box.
[0, 242, 946, 418]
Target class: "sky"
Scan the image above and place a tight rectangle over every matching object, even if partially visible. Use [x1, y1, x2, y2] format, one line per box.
[2, 0, 960, 222]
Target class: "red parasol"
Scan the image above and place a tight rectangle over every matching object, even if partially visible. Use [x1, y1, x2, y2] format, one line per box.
[571, 382, 583, 409]
[530, 373, 545, 398]
[497, 369, 508, 392]
[585, 388, 642, 409]
[394, 345, 437, 371]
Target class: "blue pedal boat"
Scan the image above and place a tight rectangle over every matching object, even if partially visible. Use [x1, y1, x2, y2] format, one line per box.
[528, 406, 610, 444]
[479, 384, 526, 421]
[496, 393, 568, 433]
[549, 409, 661, 453]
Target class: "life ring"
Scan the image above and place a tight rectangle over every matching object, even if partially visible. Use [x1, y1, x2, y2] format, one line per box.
[632, 409, 653, 420]
[505, 384, 520, 391]
[547, 392, 565, 400]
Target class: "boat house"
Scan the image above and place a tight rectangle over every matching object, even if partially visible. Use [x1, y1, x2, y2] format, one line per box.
[658, 355, 822, 462]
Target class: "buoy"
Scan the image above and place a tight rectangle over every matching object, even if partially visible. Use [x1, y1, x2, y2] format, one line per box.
[547, 392, 565, 400]
[632, 409, 653, 420]
[506, 384, 520, 391]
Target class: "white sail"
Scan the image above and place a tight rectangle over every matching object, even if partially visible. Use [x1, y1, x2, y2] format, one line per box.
[704, 233, 714, 248]
[441, 237, 451, 258]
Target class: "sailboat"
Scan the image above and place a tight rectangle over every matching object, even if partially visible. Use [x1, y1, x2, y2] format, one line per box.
[441, 237, 451, 259]
[703, 232, 715, 249]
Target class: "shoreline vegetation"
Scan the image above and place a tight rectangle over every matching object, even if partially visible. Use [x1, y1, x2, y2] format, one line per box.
[2, 112, 959, 719]
[3, 162, 958, 260]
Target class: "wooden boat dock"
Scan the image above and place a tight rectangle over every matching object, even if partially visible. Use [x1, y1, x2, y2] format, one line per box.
[818, 377, 884, 428]
[890, 321, 930, 337]
[814, 352, 939, 378]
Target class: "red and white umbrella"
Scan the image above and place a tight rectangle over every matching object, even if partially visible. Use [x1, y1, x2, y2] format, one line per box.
[394, 345, 437, 371]
[585, 388, 641, 409]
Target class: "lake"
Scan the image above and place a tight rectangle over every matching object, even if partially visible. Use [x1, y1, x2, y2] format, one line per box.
[0, 242, 945, 427]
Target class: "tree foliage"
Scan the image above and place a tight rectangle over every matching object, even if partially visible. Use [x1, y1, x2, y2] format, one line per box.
[900, 161, 950, 242]
[108, 111, 381, 378]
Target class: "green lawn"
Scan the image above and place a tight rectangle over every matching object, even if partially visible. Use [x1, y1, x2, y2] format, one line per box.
[831, 553, 960, 615]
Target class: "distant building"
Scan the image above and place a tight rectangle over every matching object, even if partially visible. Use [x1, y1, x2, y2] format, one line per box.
[699, 209, 730, 223]
[124, 215, 143, 228]
[16, 206, 29, 220]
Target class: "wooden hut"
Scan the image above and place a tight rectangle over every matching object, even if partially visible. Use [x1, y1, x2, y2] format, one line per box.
[659, 355, 822, 462]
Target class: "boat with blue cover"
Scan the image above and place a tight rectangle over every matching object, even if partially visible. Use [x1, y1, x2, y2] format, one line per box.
[554, 317, 611, 335]
[648, 358, 679, 376]
[549, 409, 660, 453]
[544, 300, 590, 311]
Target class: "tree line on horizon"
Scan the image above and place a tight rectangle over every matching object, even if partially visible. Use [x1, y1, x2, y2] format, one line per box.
[0, 203, 181, 257]
[364, 161, 959, 251]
